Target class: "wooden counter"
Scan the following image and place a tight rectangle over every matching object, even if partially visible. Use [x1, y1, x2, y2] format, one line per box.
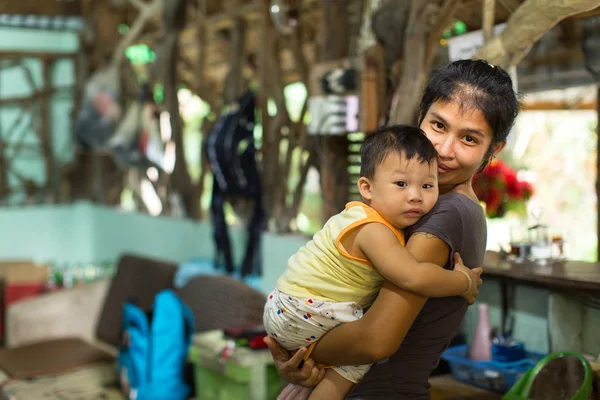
[483, 251, 600, 295]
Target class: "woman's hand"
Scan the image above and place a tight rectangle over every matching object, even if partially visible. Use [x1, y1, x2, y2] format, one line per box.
[453, 253, 483, 305]
[264, 337, 326, 387]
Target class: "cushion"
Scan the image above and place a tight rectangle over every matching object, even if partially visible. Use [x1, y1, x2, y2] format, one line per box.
[176, 275, 265, 333]
[95, 254, 177, 347]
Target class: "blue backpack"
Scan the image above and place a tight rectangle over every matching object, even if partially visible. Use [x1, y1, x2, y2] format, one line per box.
[118, 289, 194, 400]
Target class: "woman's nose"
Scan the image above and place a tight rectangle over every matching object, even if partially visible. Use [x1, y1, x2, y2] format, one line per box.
[435, 137, 455, 159]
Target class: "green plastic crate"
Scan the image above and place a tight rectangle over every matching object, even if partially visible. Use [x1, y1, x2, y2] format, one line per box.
[189, 331, 283, 400]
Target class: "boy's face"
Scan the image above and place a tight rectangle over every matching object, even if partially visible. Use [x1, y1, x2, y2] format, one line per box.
[358, 152, 439, 230]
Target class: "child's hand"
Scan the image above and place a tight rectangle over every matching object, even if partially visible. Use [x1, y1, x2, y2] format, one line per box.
[453, 253, 483, 305]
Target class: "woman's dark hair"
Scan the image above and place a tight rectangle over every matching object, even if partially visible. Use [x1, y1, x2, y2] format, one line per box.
[360, 124, 438, 179]
[418, 59, 521, 168]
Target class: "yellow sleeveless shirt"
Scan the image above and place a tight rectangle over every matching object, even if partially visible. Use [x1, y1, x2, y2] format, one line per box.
[276, 201, 405, 308]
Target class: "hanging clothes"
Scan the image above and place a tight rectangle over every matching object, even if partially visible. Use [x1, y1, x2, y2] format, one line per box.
[207, 91, 265, 277]
[109, 84, 163, 169]
[75, 65, 122, 149]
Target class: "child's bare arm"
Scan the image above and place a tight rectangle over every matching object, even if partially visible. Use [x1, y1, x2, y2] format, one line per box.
[355, 223, 479, 300]
[308, 370, 354, 400]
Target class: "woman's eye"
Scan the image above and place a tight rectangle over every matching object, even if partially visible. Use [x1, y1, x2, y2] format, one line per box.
[396, 181, 407, 187]
[432, 121, 444, 130]
[464, 136, 477, 144]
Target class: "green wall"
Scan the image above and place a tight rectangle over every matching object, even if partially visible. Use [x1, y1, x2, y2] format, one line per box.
[1, 202, 599, 357]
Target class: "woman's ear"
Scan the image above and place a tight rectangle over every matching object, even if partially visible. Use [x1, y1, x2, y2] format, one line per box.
[357, 177, 373, 200]
[492, 141, 506, 158]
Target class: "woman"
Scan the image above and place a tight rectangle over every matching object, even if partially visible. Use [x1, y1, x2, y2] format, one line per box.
[265, 59, 521, 399]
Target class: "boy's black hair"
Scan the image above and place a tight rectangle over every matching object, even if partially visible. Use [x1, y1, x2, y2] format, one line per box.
[360, 125, 438, 179]
[418, 59, 521, 170]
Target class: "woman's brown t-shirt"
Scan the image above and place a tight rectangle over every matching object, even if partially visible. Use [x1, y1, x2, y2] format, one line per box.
[347, 192, 487, 399]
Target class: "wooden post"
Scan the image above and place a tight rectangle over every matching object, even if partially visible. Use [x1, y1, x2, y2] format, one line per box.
[224, 18, 246, 105]
[483, 0, 496, 43]
[164, 0, 200, 218]
[40, 58, 57, 202]
[195, 0, 209, 220]
[596, 85, 600, 262]
[0, 140, 6, 202]
[91, 152, 105, 203]
[259, 0, 275, 217]
[390, 0, 459, 125]
[319, 0, 350, 222]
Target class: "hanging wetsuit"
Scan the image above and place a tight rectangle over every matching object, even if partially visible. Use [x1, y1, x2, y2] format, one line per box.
[206, 91, 265, 277]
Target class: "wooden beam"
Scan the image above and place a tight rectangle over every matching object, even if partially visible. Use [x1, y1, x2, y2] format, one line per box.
[569, 6, 600, 20]
[0, 86, 73, 106]
[112, 0, 163, 66]
[474, 0, 600, 68]
[521, 99, 596, 111]
[0, 51, 77, 60]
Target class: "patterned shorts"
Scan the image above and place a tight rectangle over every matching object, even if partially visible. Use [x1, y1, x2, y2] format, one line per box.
[263, 288, 370, 383]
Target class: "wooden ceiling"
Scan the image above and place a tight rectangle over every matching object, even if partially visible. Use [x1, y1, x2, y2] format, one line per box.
[2, 0, 600, 102]
[0, 0, 82, 17]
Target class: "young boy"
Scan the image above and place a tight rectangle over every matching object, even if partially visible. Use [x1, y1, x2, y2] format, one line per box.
[263, 125, 480, 399]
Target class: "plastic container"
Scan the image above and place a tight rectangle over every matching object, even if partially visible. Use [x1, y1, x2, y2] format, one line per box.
[504, 351, 593, 400]
[442, 344, 546, 393]
[189, 330, 282, 400]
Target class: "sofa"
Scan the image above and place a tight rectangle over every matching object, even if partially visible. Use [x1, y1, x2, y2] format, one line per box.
[0, 253, 267, 399]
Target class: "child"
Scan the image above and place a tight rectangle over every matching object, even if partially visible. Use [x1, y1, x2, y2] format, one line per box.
[263, 125, 480, 400]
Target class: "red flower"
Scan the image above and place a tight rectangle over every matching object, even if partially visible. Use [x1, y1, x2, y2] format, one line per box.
[473, 159, 534, 218]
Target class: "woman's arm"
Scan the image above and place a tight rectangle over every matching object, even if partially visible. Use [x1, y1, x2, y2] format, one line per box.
[310, 232, 452, 365]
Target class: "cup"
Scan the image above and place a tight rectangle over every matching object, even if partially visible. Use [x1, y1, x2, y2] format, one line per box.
[530, 225, 552, 264]
[509, 223, 530, 262]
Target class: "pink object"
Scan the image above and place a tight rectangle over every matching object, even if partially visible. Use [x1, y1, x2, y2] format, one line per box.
[469, 303, 492, 361]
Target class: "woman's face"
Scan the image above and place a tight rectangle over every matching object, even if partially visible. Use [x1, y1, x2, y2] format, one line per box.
[419, 99, 504, 192]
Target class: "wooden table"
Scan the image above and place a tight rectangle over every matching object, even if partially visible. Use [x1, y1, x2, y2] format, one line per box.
[483, 251, 600, 296]
[483, 250, 600, 337]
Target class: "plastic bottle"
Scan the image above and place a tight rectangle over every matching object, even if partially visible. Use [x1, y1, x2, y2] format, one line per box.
[469, 303, 492, 361]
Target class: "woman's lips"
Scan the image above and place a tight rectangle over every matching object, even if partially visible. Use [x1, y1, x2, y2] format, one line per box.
[438, 163, 454, 174]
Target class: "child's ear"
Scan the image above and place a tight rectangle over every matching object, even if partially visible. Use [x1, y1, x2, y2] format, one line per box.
[357, 177, 373, 200]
